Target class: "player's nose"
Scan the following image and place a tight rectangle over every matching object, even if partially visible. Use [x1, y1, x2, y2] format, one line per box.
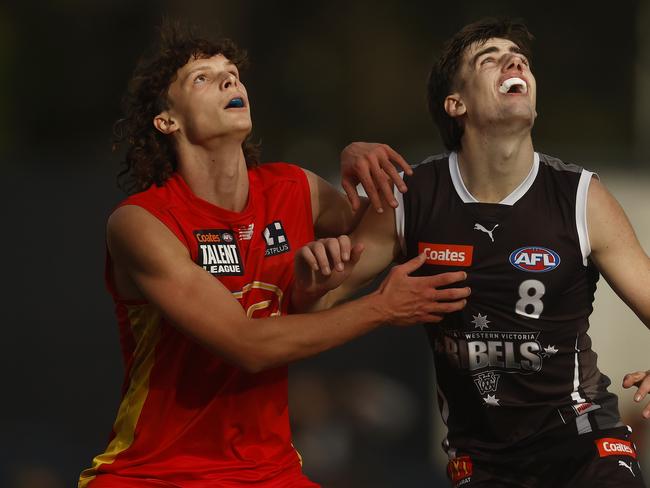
[221, 73, 238, 90]
[504, 55, 524, 72]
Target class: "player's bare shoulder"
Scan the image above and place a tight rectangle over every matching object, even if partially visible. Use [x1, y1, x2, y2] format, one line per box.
[106, 205, 190, 299]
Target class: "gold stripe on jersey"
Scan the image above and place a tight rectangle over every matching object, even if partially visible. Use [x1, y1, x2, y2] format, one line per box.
[78, 304, 162, 487]
[231, 281, 284, 317]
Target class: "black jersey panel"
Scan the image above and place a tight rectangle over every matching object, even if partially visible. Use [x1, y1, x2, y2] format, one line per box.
[402, 153, 619, 451]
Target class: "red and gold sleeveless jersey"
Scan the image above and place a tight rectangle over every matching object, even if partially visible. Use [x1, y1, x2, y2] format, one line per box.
[79, 163, 319, 487]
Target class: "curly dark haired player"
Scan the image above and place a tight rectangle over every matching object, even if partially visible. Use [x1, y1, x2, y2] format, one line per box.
[297, 17, 650, 487]
[77, 22, 471, 488]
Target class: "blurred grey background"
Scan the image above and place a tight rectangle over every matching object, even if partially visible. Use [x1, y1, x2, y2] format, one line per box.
[2, 1, 650, 487]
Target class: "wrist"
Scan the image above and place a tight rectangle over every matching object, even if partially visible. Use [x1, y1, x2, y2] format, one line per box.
[359, 290, 391, 326]
[291, 284, 329, 312]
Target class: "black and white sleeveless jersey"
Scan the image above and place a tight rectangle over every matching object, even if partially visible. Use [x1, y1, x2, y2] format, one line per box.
[396, 152, 623, 455]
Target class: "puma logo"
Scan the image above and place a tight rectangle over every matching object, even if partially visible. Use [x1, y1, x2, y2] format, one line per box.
[474, 223, 499, 243]
[618, 460, 635, 477]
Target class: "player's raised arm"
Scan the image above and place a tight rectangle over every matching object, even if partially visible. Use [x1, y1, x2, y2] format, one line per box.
[302, 168, 368, 238]
[291, 193, 471, 315]
[108, 204, 461, 374]
[340, 142, 413, 213]
[586, 176, 650, 418]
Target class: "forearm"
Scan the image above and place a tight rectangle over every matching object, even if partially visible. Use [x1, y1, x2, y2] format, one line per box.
[340, 196, 370, 234]
[315, 196, 369, 238]
[290, 286, 336, 313]
[232, 292, 386, 372]
[290, 275, 368, 313]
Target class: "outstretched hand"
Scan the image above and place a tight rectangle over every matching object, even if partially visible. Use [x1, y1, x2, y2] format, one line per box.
[374, 253, 471, 325]
[340, 142, 413, 213]
[623, 370, 650, 418]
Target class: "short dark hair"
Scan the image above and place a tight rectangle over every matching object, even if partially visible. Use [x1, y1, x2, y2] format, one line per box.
[114, 21, 259, 194]
[426, 17, 534, 151]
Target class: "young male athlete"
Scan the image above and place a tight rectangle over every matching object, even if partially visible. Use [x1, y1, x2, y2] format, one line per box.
[296, 17, 650, 487]
[77, 26, 470, 487]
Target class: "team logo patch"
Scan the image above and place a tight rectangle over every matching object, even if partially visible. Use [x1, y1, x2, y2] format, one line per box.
[232, 281, 284, 318]
[509, 246, 560, 272]
[595, 438, 637, 459]
[473, 371, 500, 395]
[447, 456, 472, 484]
[194, 229, 244, 276]
[263, 221, 290, 257]
[419, 242, 473, 267]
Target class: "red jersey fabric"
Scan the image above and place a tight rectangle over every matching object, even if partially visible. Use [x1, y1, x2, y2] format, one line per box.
[80, 163, 318, 487]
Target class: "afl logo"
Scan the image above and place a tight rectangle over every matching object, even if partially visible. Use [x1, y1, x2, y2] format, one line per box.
[509, 246, 560, 272]
[222, 232, 234, 243]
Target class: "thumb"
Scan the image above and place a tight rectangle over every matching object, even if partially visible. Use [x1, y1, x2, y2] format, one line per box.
[349, 243, 365, 265]
[397, 253, 426, 275]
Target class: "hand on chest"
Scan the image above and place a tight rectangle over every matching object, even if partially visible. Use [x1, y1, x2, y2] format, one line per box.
[416, 204, 587, 323]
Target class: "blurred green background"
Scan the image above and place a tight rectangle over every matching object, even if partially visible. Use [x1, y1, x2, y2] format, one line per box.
[2, 1, 649, 487]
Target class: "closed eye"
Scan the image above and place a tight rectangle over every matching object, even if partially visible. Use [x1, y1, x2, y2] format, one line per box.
[193, 74, 207, 84]
[480, 57, 495, 66]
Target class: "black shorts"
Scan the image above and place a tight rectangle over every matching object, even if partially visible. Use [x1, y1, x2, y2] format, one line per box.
[446, 426, 645, 487]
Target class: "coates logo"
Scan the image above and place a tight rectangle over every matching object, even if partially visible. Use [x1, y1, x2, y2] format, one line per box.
[418, 243, 473, 267]
[509, 246, 560, 272]
[595, 438, 637, 459]
[194, 229, 244, 276]
[447, 456, 472, 484]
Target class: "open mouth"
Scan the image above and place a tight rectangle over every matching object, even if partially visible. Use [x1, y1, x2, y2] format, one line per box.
[498, 77, 528, 95]
[225, 97, 245, 109]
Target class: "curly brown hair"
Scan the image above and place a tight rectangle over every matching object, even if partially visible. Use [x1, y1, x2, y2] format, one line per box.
[114, 22, 260, 194]
[427, 17, 534, 151]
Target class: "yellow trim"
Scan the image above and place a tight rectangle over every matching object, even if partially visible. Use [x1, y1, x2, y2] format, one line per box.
[232, 281, 284, 317]
[246, 300, 272, 317]
[292, 443, 304, 466]
[79, 305, 162, 487]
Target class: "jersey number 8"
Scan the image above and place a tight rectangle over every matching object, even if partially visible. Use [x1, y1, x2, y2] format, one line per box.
[516, 279, 545, 319]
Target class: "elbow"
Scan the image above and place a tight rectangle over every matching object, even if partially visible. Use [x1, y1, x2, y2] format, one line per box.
[227, 347, 285, 374]
[238, 355, 286, 374]
[200, 318, 294, 374]
[237, 356, 269, 374]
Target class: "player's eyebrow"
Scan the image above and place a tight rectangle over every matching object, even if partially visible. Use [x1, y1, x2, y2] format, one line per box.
[183, 65, 213, 82]
[471, 45, 523, 66]
[182, 61, 238, 82]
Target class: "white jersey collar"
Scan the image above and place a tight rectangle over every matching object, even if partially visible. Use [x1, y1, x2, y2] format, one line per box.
[449, 151, 540, 206]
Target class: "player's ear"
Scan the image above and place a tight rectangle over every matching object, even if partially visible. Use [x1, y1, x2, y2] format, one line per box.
[153, 111, 179, 135]
[444, 93, 466, 118]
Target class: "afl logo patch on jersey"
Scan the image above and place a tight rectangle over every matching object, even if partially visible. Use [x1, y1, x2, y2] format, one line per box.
[418, 242, 473, 267]
[194, 229, 244, 276]
[509, 247, 560, 272]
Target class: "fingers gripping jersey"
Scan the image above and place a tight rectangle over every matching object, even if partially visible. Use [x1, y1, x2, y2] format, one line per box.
[397, 152, 622, 454]
[80, 163, 318, 487]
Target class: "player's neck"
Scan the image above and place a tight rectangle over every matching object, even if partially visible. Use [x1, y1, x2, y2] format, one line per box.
[456, 132, 535, 203]
[176, 141, 250, 212]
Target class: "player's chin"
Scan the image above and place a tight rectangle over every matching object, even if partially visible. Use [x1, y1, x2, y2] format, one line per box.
[233, 118, 253, 133]
[501, 107, 536, 128]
